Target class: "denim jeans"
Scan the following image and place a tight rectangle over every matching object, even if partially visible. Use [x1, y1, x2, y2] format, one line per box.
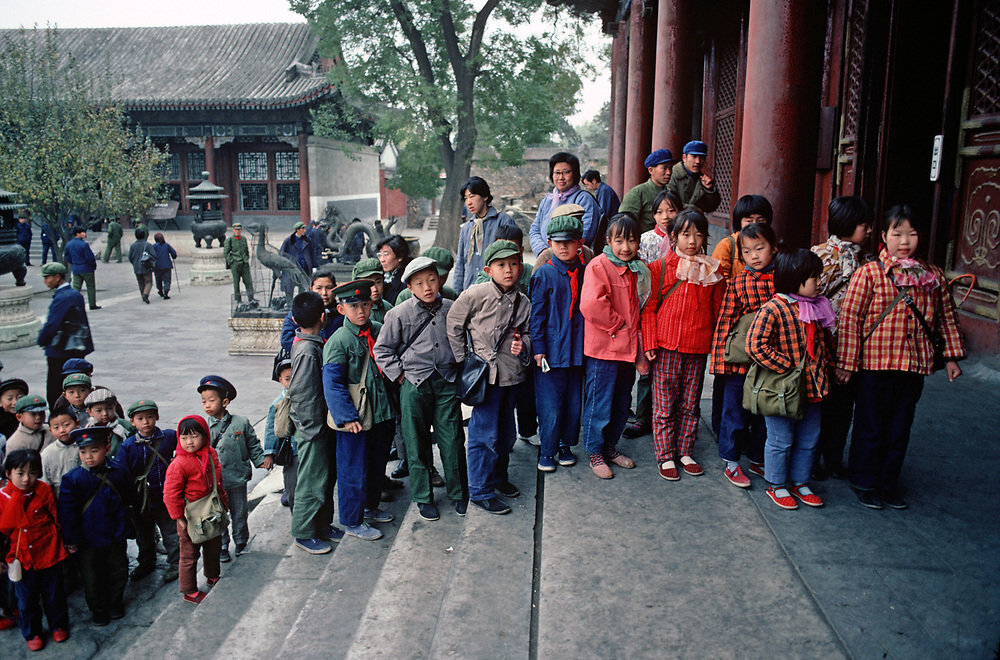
[467, 384, 517, 501]
[581, 358, 634, 455]
[535, 366, 583, 459]
[764, 402, 822, 484]
[717, 372, 766, 463]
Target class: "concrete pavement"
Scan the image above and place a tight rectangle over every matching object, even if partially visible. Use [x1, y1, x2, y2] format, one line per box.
[0, 242, 997, 658]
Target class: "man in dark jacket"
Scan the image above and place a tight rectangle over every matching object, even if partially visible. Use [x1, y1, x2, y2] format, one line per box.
[16, 217, 32, 265]
[38, 262, 94, 406]
[63, 226, 100, 310]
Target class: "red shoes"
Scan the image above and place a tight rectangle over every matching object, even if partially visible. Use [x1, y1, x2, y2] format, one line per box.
[27, 635, 44, 651]
[658, 461, 680, 481]
[183, 591, 206, 604]
[766, 486, 799, 510]
[679, 456, 703, 476]
[52, 628, 69, 643]
[790, 484, 824, 507]
[724, 465, 751, 488]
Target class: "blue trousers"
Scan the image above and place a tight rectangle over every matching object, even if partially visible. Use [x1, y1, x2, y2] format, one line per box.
[363, 420, 396, 510]
[849, 370, 924, 493]
[336, 428, 370, 526]
[764, 403, 822, 485]
[467, 384, 517, 501]
[13, 564, 68, 639]
[535, 365, 583, 458]
[717, 372, 766, 463]
[581, 358, 634, 455]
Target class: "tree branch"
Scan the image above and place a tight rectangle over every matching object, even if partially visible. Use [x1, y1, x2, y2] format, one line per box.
[468, 0, 502, 65]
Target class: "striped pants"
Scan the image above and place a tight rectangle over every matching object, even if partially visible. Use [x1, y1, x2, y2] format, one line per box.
[652, 350, 707, 463]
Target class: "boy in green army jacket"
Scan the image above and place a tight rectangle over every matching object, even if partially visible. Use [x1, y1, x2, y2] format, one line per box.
[352, 258, 394, 324]
[322, 281, 396, 541]
[197, 375, 266, 562]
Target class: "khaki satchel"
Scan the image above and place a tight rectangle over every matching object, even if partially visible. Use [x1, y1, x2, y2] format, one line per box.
[273, 392, 295, 439]
[184, 457, 230, 544]
[724, 311, 757, 364]
[327, 351, 373, 432]
[742, 356, 808, 421]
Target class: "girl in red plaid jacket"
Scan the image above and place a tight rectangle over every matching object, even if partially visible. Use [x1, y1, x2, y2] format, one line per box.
[835, 205, 964, 510]
[746, 250, 834, 510]
[641, 210, 725, 482]
[710, 223, 778, 488]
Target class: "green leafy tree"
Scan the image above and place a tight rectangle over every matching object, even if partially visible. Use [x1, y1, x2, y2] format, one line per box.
[294, 0, 586, 248]
[0, 27, 167, 259]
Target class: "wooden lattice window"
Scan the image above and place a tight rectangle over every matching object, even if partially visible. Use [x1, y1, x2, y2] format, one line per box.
[971, 0, 1000, 118]
[236, 150, 300, 212]
[711, 40, 740, 217]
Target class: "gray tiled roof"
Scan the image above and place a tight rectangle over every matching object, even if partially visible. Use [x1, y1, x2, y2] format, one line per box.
[1, 23, 334, 110]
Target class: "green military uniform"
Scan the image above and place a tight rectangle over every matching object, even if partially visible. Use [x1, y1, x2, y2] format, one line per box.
[223, 229, 255, 303]
[369, 298, 394, 324]
[666, 162, 721, 214]
[103, 220, 123, 263]
[208, 410, 265, 550]
[619, 177, 667, 234]
[323, 319, 394, 427]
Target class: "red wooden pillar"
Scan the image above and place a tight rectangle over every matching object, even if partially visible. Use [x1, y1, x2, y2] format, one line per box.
[204, 136, 215, 182]
[651, 0, 691, 155]
[622, 0, 656, 194]
[608, 24, 629, 198]
[737, 0, 825, 247]
[298, 134, 311, 224]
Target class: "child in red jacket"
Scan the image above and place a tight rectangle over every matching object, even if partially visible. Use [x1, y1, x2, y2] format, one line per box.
[0, 449, 70, 651]
[163, 415, 228, 604]
[641, 210, 725, 481]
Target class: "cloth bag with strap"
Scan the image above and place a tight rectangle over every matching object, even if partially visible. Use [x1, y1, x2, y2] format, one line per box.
[742, 355, 809, 421]
[184, 457, 230, 544]
[458, 295, 520, 406]
[326, 351, 374, 432]
[135, 437, 170, 516]
[882, 265, 947, 371]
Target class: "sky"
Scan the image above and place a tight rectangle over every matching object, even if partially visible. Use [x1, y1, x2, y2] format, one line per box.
[0, 0, 610, 127]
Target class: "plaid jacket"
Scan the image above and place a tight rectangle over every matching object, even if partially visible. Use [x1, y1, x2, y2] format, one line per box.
[746, 294, 832, 401]
[836, 250, 965, 375]
[711, 268, 775, 375]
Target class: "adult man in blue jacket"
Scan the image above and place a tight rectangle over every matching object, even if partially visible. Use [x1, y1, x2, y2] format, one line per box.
[37, 262, 94, 406]
[63, 226, 100, 310]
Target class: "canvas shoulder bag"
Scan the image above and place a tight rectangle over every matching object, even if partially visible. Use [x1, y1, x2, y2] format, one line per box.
[326, 350, 373, 432]
[742, 355, 809, 421]
[184, 457, 230, 544]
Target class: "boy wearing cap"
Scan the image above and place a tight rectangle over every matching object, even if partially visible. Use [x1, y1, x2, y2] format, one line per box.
[264, 354, 297, 509]
[287, 292, 337, 553]
[620, 148, 675, 234]
[61, 372, 93, 427]
[41, 404, 80, 497]
[198, 375, 266, 562]
[58, 426, 135, 626]
[116, 400, 179, 582]
[279, 266, 344, 352]
[224, 223, 256, 304]
[374, 257, 468, 520]
[7, 395, 55, 454]
[0, 377, 29, 439]
[447, 240, 532, 515]
[530, 215, 587, 472]
[323, 282, 396, 540]
[667, 140, 721, 214]
[353, 258, 394, 323]
[38, 261, 94, 407]
[394, 247, 459, 305]
[84, 389, 130, 458]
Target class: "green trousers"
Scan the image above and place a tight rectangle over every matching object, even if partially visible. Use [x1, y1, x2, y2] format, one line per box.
[231, 262, 255, 302]
[401, 377, 467, 504]
[103, 241, 121, 262]
[72, 272, 97, 308]
[290, 432, 335, 539]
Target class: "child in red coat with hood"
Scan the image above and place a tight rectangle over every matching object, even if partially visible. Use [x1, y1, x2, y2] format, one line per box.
[163, 415, 228, 604]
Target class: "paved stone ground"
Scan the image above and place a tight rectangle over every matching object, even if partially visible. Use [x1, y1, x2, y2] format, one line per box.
[0, 236, 996, 658]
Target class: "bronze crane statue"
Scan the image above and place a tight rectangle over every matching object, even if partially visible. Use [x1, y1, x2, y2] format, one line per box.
[245, 223, 311, 308]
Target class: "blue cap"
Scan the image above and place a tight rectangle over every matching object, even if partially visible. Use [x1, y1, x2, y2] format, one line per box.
[71, 426, 113, 448]
[62, 358, 94, 376]
[682, 140, 708, 156]
[198, 375, 237, 401]
[643, 149, 674, 169]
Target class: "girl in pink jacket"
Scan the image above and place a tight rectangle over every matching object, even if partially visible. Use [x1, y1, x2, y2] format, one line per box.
[579, 215, 650, 479]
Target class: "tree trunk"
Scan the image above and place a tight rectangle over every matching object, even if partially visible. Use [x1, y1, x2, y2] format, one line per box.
[434, 158, 471, 251]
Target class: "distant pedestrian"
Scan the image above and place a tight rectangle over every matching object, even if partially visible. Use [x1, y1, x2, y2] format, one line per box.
[152, 232, 177, 299]
[103, 219, 123, 263]
[128, 228, 157, 304]
[63, 227, 100, 310]
[40, 222, 54, 264]
[37, 262, 94, 407]
[280, 222, 317, 299]
[16, 217, 32, 266]
[223, 223, 255, 304]
[581, 170, 621, 219]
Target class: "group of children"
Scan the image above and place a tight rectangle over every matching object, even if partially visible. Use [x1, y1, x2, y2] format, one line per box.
[0, 361, 265, 650]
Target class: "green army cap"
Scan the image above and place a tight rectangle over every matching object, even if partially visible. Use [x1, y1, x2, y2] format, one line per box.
[126, 399, 158, 418]
[483, 239, 520, 266]
[421, 247, 454, 277]
[352, 257, 383, 279]
[232, 222, 243, 229]
[547, 215, 584, 241]
[334, 280, 373, 304]
[293, 221, 306, 230]
[15, 394, 47, 414]
[62, 373, 92, 390]
[40, 262, 67, 276]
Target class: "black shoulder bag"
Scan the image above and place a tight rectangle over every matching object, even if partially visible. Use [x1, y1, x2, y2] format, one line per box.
[458, 295, 521, 406]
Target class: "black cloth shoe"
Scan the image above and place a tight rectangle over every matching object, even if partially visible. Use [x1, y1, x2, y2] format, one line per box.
[92, 611, 110, 627]
[390, 462, 409, 479]
[880, 489, 908, 509]
[472, 497, 511, 515]
[622, 421, 651, 439]
[855, 489, 884, 510]
[383, 476, 404, 490]
[142, 295, 150, 304]
[109, 606, 125, 620]
[89, 305, 102, 310]
[219, 548, 232, 563]
[495, 481, 520, 498]
[417, 503, 439, 521]
[163, 294, 170, 300]
[430, 467, 445, 488]
[454, 500, 468, 517]
[129, 564, 155, 581]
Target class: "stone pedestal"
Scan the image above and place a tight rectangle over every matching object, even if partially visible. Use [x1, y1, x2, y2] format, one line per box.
[0, 285, 41, 350]
[228, 316, 282, 356]
[190, 247, 230, 286]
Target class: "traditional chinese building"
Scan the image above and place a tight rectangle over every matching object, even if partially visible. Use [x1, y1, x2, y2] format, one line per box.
[9, 23, 382, 229]
[563, 0, 1000, 353]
